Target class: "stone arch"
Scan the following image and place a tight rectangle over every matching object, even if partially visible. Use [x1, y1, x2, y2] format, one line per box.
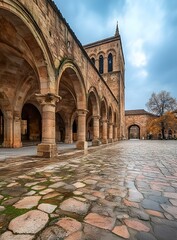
[0, 109, 4, 145]
[128, 124, 140, 139]
[88, 87, 100, 116]
[108, 105, 114, 123]
[21, 103, 42, 144]
[100, 97, 108, 121]
[57, 60, 87, 110]
[0, 1, 55, 93]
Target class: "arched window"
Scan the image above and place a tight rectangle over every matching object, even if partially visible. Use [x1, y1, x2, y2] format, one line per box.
[91, 57, 95, 65]
[99, 55, 104, 74]
[108, 53, 113, 72]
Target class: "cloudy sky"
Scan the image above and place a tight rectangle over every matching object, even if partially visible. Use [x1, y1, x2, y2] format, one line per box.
[54, 0, 177, 110]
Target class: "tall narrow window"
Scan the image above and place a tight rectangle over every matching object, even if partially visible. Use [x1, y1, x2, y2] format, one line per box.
[91, 57, 95, 65]
[99, 55, 104, 74]
[108, 53, 113, 72]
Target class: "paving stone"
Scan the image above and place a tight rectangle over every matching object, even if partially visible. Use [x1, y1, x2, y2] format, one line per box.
[56, 217, 82, 235]
[31, 185, 46, 190]
[39, 188, 54, 195]
[0, 195, 3, 200]
[142, 199, 163, 212]
[73, 182, 86, 188]
[1, 186, 27, 197]
[64, 231, 84, 240]
[83, 223, 123, 240]
[129, 208, 150, 220]
[73, 191, 83, 196]
[38, 203, 57, 213]
[123, 199, 139, 208]
[116, 212, 129, 219]
[161, 204, 177, 218]
[136, 232, 157, 240]
[169, 199, 177, 206]
[83, 194, 98, 201]
[84, 213, 115, 230]
[0, 231, 34, 240]
[2, 197, 20, 206]
[153, 224, 177, 240]
[145, 209, 164, 218]
[25, 190, 36, 196]
[83, 179, 98, 185]
[36, 225, 67, 240]
[13, 196, 41, 209]
[124, 219, 150, 232]
[9, 210, 49, 234]
[7, 182, 19, 187]
[147, 195, 169, 204]
[107, 188, 126, 197]
[127, 189, 144, 203]
[60, 198, 90, 215]
[164, 192, 177, 199]
[112, 225, 130, 239]
[49, 181, 66, 188]
[25, 182, 39, 187]
[74, 196, 87, 202]
[42, 192, 60, 199]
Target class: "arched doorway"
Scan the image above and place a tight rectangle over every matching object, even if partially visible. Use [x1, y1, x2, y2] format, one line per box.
[100, 98, 108, 144]
[128, 125, 140, 139]
[0, 110, 4, 145]
[21, 103, 41, 144]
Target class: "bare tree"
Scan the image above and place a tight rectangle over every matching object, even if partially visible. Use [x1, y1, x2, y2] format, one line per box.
[146, 91, 177, 139]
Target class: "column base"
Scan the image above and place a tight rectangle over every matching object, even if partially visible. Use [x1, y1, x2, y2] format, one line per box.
[102, 139, 108, 144]
[108, 139, 114, 143]
[37, 143, 57, 158]
[92, 139, 101, 146]
[76, 140, 88, 150]
[2, 141, 14, 148]
[64, 139, 73, 144]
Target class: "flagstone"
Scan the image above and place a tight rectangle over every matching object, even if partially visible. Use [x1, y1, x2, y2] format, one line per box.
[145, 209, 164, 218]
[25, 182, 39, 187]
[64, 231, 83, 240]
[0, 195, 3, 200]
[25, 190, 36, 196]
[164, 192, 177, 199]
[38, 203, 57, 213]
[127, 189, 144, 203]
[7, 182, 19, 187]
[123, 199, 139, 208]
[73, 182, 86, 188]
[39, 188, 54, 195]
[84, 194, 98, 201]
[0, 231, 34, 240]
[124, 219, 150, 232]
[56, 217, 82, 235]
[9, 210, 49, 234]
[161, 204, 177, 218]
[169, 199, 177, 206]
[13, 196, 41, 209]
[84, 213, 116, 230]
[73, 191, 83, 195]
[83, 179, 98, 185]
[60, 198, 90, 215]
[31, 185, 46, 190]
[49, 181, 66, 188]
[112, 225, 130, 239]
[42, 192, 60, 199]
[36, 225, 67, 240]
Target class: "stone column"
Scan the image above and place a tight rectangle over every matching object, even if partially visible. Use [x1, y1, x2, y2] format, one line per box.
[76, 109, 88, 150]
[92, 115, 101, 146]
[36, 93, 61, 158]
[102, 120, 108, 144]
[113, 125, 118, 141]
[65, 119, 73, 144]
[2, 111, 13, 147]
[108, 122, 113, 143]
[13, 111, 22, 148]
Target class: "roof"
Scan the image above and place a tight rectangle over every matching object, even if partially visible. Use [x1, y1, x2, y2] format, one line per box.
[125, 109, 156, 116]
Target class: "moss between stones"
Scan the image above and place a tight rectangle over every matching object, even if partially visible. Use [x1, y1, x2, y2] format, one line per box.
[1, 206, 29, 218]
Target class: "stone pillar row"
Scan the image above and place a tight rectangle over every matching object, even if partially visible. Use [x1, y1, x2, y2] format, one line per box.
[1, 93, 118, 158]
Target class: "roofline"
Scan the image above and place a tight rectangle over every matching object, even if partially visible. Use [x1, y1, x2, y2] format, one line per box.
[46, 0, 119, 105]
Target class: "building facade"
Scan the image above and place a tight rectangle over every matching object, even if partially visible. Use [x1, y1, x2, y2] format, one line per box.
[0, 0, 125, 157]
[125, 109, 156, 140]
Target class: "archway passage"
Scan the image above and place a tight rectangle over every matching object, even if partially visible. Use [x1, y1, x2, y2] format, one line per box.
[56, 113, 65, 143]
[128, 125, 140, 139]
[21, 104, 41, 145]
[0, 110, 4, 145]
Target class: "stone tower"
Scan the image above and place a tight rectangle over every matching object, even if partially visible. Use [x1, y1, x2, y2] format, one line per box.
[84, 23, 125, 139]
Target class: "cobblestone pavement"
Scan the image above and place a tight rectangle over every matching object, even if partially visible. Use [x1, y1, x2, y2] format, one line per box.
[0, 140, 177, 240]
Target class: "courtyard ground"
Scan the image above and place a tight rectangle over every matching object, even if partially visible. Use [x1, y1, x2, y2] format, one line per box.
[0, 140, 177, 240]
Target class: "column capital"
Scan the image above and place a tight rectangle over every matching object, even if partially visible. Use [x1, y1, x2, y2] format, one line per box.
[76, 109, 89, 115]
[35, 93, 61, 106]
[92, 115, 100, 120]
